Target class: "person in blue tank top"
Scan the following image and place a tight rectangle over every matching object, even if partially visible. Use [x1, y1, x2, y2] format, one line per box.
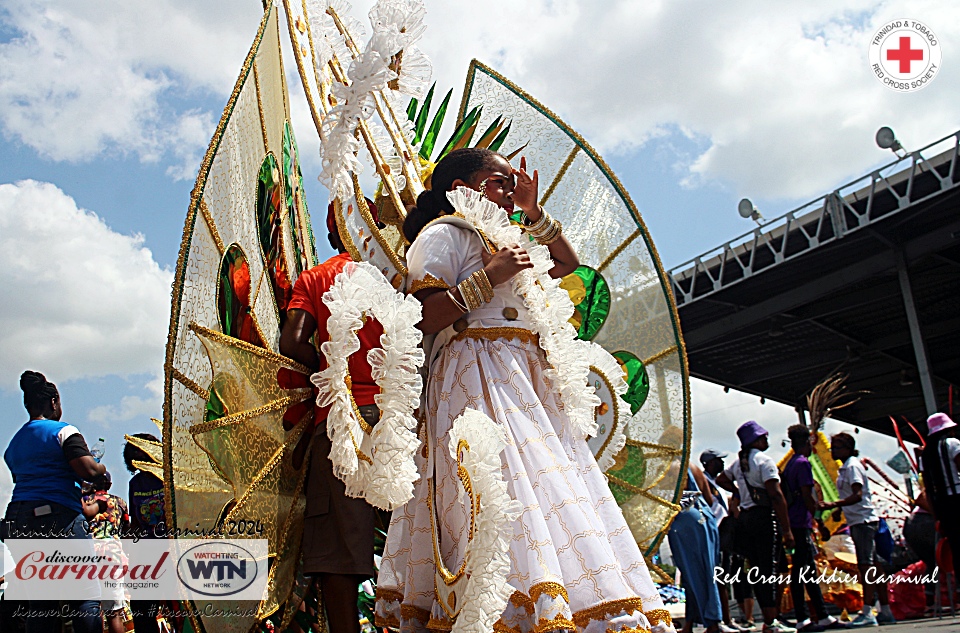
[2, 370, 107, 633]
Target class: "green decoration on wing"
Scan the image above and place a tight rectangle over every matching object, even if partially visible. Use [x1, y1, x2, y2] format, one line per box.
[607, 443, 648, 504]
[561, 265, 610, 341]
[613, 351, 651, 415]
[218, 245, 264, 348]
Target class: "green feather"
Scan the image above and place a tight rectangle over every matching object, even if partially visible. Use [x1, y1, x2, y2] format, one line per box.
[413, 83, 435, 144]
[419, 88, 452, 160]
[406, 96, 418, 121]
[437, 106, 482, 160]
[488, 121, 512, 152]
[474, 116, 504, 149]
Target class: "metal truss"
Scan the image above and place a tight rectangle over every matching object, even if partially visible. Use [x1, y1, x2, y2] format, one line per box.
[669, 130, 960, 306]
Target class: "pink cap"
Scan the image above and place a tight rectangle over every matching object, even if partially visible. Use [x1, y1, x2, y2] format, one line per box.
[927, 413, 957, 435]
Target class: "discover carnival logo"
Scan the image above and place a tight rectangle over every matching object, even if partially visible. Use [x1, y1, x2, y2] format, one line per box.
[869, 18, 941, 93]
[4, 538, 268, 601]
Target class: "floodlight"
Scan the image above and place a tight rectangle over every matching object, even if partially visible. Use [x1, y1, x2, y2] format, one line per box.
[738, 198, 763, 224]
[876, 126, 905, 156]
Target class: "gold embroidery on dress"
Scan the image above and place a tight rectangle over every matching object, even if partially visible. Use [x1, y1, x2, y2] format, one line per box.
[572, 597, 645, 629]
[529, 581, 569, 603]
[399, 603, 430, 623]
[449, 327, 538, 346]
[643, 609, 672, 627]
[509, 590, 536, 612]
[533, 614, 576, 633]
[376, 587, 403, 604]
[605, 627, 651, 633]
[410, 274, 450, 293]
[426, 613, 454, 631]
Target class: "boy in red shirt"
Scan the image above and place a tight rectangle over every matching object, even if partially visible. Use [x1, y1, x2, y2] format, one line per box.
[280, 202, 383, 633]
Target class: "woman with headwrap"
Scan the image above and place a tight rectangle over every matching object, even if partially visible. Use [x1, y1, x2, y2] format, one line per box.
[2, 370, 106, 633]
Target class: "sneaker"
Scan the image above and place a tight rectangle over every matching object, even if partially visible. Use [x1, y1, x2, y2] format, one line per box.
[720, 624, 744, 633]
[737, 621, 758, 632]
[848, 614, 878, 628]
[762, 621, 797, 633]
[797, 621, 825, 632]
[821, 620, 852, 630]
[875, 611, 896, 626]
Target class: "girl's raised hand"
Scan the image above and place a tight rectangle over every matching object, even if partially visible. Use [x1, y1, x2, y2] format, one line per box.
[512, 156, 539, 217]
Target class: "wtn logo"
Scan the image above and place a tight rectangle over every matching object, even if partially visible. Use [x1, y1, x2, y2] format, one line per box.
[185, 559, 247, 581]
[176, 542, 262, 597]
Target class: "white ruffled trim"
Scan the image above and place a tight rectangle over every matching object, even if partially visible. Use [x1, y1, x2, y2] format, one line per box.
[311, 261, 424, 510]
[585, 341, 629, 471]
[446, 187, 600, 439]
[448, 408, 522, 633]
[314, 0, 432, 199]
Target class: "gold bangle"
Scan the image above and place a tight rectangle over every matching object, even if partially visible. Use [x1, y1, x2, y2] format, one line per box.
[447, 289, 467, 313]
[537, 219, 563, 245]
[523, 209, 551, 235]
[468, 274, 488, 306]
[472, 270, 494, 303]
[458, 278, 480, 311]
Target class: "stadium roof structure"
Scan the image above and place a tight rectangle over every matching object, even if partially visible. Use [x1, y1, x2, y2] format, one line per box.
[669, 130, 960, 438]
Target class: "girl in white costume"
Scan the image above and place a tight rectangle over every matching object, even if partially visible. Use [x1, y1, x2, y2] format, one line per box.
[375, 148, 673, 633]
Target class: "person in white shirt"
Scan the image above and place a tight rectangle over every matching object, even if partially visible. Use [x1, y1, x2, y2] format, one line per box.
[717, 421, 795, 633]
[819, 432, 894, 626]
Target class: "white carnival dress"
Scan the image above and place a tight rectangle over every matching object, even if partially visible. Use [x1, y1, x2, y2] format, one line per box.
[375, 207, 673, 633]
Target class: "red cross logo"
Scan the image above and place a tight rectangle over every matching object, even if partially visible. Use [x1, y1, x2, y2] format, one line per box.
[886, 36, 924, 73]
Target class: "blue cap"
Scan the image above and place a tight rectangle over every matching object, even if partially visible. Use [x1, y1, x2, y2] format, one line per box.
[737, 420, 768, 448]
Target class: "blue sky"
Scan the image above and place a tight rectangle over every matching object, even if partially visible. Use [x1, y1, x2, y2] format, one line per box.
[2, 0, 958, 511]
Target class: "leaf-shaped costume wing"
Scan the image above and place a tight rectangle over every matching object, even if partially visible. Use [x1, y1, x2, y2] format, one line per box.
[163, 6, 320, 633]
[457, 61, 691, 558]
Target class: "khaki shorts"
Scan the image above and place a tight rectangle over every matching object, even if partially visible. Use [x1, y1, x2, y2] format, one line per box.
[302, 405, 379, 577]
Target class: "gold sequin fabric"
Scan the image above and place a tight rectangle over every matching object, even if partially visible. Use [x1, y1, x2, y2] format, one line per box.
[377, 226, 668, 633]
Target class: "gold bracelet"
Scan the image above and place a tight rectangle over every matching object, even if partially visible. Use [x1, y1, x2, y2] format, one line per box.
[528, 214, 557, 240]
[523, 209, 551, 235]
[538, 219, 563, 245]
[472, 270, 494, 302]
[447, 289, 467, 313]
[458, 278, 480, 311]
[467, 274, 488, 306]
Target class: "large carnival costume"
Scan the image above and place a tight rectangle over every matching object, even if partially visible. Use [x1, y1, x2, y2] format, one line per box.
[158, 2, 693, 632]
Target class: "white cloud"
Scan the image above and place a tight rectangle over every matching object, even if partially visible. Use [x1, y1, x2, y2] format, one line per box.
[398, 0, 960, 200]
[87, 373, 164, 425]
[0, 0, 260, 164]
[4, 1, 959, 202]
[0, 180, 172, 388]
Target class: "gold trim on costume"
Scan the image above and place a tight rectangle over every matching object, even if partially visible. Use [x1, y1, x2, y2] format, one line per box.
[426, 614, 454, 631]
[589, 365, 622, 461]
[410, 274, 450, 294]
[449, 327, 538, 346]
[189, 395, 301, 434]
[509, 591, 535, 612]
[539, 145, 580, 207]
[643, 345, 679, 367]
[333, 197, 364, 263]
[605, 627, 650, 633]
[643, 609, 672, 627]
[252, 61, 271, 152]
[351, 173, 409, 276]
[533, 614, 576, 633]
[376, 588, 403, 604]
[529, 581, 569, 604]
[400, 604, 431, 624]
[606, 474, 682, 511]
[172, 368, 210, 401]
[199, 200, 226, 255]
[625, 438, 682, 455]
[572, 597, 645, 629]
[189, 322, 312, 374]
[597, 228, 641, 274]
